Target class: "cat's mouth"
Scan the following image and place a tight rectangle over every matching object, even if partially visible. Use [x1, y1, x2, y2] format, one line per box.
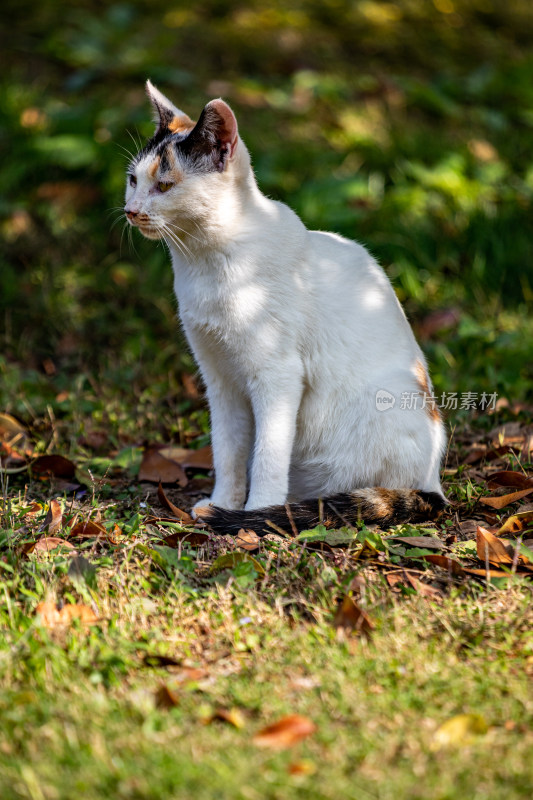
[129, 218, 163, 240]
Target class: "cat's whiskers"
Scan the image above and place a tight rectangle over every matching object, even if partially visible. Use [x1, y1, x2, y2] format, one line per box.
[164, 220, 205, 245]
[157, 221, 196, 261]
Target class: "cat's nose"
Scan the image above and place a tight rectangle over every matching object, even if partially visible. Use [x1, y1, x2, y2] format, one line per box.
[125, 207, 138, 220]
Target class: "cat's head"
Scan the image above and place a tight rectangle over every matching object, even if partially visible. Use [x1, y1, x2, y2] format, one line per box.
[124, 81, 249, 246]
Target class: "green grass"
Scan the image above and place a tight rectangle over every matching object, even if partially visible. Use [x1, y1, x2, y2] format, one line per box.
[2, 2, 533, 796]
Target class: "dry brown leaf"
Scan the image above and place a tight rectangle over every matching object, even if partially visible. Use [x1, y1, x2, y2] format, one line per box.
[419, 554, 465, 576]
[27, 537, 75, 555]
[159, 444, 213, 470]
[32, 454, 76, 479]
[333, 595, 374, 637]
[476, 526, 513, 565]
[69, 520, 116, 542]
[253, 714, 317, 749]
[157, 482, 194, 523]
[155, 685, 179, 709]
[235, 528, 260, 551]
[207, 708, 246, 729]
[42, 499, 63, 533]
[36, 600, 98, 628]
[404, 572, 442, 598]
[388, 535, 445, 550]
[480, 487, 533, 509]
[138, 447, 188, 486]
[162, 530, 210, 548]
[487, 471, 533, 490]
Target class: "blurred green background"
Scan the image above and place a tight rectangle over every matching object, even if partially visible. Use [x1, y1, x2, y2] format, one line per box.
[1, 0, 532, 432]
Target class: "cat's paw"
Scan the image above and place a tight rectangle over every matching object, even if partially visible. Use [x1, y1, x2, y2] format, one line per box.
[191, 498, 214, 520]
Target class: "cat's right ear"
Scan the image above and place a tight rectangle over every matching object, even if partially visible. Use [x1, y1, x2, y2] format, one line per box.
[145, 80, 194, 136]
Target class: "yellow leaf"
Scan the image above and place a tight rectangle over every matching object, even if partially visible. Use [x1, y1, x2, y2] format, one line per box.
[431, 714, 488, 750]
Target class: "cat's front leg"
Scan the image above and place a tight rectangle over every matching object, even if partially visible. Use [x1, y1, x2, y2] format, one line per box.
[192, 378, 253, 514]
[245, 362, 304, 510]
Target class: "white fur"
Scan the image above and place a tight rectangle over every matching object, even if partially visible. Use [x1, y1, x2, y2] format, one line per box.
[125, 86, 446, 513]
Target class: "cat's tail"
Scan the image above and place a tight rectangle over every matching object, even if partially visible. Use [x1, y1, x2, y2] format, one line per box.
[196, 488, 447, 537]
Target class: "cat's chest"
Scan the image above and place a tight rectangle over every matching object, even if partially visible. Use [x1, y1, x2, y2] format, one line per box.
[173, 263, 269, 342]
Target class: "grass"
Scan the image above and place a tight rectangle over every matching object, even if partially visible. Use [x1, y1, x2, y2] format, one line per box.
[1, 402, 533, 798]
[2, 2, 533, 795]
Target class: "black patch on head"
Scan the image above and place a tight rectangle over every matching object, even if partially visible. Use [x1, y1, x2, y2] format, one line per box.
[178, 105, 232, 173]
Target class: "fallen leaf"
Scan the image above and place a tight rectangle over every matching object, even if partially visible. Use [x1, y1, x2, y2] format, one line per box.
[23, 502, 43, 518]
[431, 713, 488, 750]
[69, 519, 115, 542]
[404, 572, 442, 599]
[26, 537, 75, 555]
[155, 684, 179, 709]
[487, 471, 533, 490]
[41, 499, 63, 533]
[476, 526, 513, 565]
[333, 595, 374, 636]
[138, 447, 188, 485]
[161, 530, 210, 548]
[235, 528, 260, 551]
[207, 708, 246, 729]
[288, 760, 317, 776]
[419, 554, 465, 576]
[253, 714, 317, 749]
[157, 482, 194, 523]
[32, 455, 76, 479]
[159, 444, 213, 470]
[386, 535, 445, 550]
[36, 600, 98, 628]
[498, 510, 533, 537]
[0, 413, 31, 470]
[480, 488, 533, 509]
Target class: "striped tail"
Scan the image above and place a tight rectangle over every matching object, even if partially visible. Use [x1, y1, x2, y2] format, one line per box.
[196, 488, 447, 537]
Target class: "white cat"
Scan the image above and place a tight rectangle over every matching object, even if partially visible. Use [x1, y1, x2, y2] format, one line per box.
[125, 81, 447, 535]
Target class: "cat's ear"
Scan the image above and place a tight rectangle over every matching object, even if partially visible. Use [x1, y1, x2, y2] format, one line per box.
[183, 99, 239, 172]
[145, 80, 194, 135]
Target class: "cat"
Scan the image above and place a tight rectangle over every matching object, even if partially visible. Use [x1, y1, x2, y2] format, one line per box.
[124, 80, 447, 536]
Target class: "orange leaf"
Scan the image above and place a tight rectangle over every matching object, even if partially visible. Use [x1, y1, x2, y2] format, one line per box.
[27, 537, 75, 555]
[138, 447, 188, 485]
[480, 488, 533, 509]
[419, 554, 465, 575]
[155, 685, 179, 709]
[36, 601, 98, 628]
[208, 708, 246, 729]
[235, 529, 261, 551]
[69, 520, 116, 542]
[333, 595, 374, 637]
[476, 526, 513, 565]
[253, 714, 317, 749]
[42, 499, 63, 533]
[404, 572, 442, 598]
[157, 482, 194, 523]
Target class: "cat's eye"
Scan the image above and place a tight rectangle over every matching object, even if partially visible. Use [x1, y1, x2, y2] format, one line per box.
[157, 181, 173, 193]
[129, 174, 137, 187]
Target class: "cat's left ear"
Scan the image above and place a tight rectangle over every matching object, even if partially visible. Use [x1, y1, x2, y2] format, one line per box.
[145, 80, 194, 135]
[183, 99, 239, 172]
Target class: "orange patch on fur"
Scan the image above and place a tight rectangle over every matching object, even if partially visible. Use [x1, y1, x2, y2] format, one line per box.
[414, 359, 441, 421]
[168, 115, 194, 134]
[194, 505, 213, 519]
[148, 157, 160, 178]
